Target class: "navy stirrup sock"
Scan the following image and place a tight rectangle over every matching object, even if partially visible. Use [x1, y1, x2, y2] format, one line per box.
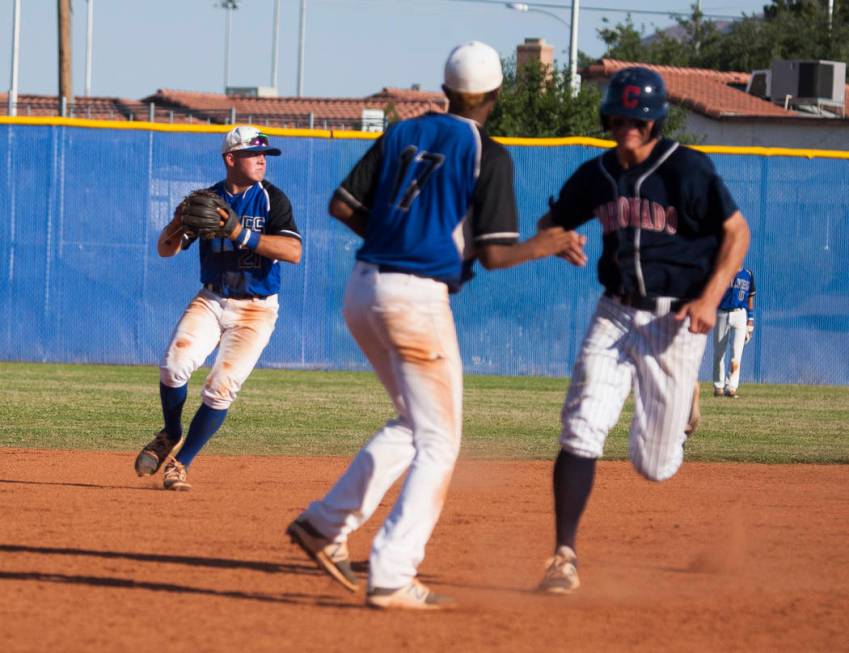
[176, 404, 228, 467]
[160, 382, 188, 441]
[553, 450, 597, 553]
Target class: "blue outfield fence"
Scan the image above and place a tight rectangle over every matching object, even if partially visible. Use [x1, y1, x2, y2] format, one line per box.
[1, 123, 848, 384]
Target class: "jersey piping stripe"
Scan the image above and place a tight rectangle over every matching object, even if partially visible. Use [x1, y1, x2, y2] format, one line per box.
[335, 186, 365, 211]
[632, 143, 680, 298]
[443, 113, 483, 178]
[261, 184, 271, 213]
[475, 232, 520, 241]
[274, 229, 302, 240]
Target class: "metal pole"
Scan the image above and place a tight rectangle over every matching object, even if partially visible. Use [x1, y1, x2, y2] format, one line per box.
[224, 6, 232, 91]
[569, 0, 579, 96]
[297, 0, 306, 97]
[271, 0, 281, 92]
[9, 0, 21, 116]
[828, 0, 834, 32]
[85, 0, 93, 96]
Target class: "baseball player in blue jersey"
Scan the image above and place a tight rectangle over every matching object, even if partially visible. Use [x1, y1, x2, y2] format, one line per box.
[286, 41, 575, 610]
[535, 67, 751, 593]
[133, 126, 302, 491]
[713, 266, 756, 397]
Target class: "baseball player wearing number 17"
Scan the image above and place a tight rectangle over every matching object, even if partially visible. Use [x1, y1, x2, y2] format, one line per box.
[133, 126, 302, 491]
[285, 41, 576, 610]
[536, 67, 751, 593]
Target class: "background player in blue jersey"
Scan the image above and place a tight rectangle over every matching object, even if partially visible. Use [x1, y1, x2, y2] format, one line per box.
[713, 265, 756, 398]
[535, 67, 751, 594]
[286, 41, 576, 610]
[134, 126, 302, 491]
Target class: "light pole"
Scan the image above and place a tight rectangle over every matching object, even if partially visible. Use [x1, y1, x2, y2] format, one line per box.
[85, 0, 93, 96]
[271, 0, 281, 92]
[297, 0, 306, 97]
[506, 1, 580, 96]
[218, 0, 239, 92]
[8, 0, 21, 116]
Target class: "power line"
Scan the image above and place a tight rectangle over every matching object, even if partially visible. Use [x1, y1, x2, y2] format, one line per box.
[435, 0, 745, 21]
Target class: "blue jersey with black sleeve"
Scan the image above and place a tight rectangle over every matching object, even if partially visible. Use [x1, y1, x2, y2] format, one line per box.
[719, 268, 755, 311]
[334, 112, 519, 290]
[183, 179, 300, 298]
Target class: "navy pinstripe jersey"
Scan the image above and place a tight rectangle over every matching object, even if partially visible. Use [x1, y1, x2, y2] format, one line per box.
[183, 179, 301, 298]
[335, 112, 519, 291]
[550, 138, 739, 300]
[719, 267, 756, 311]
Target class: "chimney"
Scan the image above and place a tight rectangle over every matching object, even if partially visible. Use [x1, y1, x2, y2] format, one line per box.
[517, 38, 554, 72]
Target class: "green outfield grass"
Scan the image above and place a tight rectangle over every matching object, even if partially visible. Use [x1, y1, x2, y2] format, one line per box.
[2, 361, 847, 463]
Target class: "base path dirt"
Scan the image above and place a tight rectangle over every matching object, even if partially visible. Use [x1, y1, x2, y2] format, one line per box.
[0, 449, 847, 652]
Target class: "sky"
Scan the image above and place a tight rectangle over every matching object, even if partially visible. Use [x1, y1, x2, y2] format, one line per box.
[0, 0, 769, 100]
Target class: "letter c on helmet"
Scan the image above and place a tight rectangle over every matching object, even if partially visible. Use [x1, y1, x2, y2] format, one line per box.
[622, 85, 641, 109]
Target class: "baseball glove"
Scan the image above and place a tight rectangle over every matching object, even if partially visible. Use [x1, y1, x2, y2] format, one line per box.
[179, 190, 240, 240]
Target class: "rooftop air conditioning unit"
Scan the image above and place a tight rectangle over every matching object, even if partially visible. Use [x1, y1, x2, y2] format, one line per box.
[769, 60, 846, 109]
[361, 108, 385, 132]
[746, 69, 771, 99]
[225, 86, 278, 98]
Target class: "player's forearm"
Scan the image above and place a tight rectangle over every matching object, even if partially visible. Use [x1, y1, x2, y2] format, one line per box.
[478, 241, 541, 270]
[699, 212, 751, 307]
[329, 197, 368, 237]
[157, 217, 185, 258]
[253, 234, 302, 264]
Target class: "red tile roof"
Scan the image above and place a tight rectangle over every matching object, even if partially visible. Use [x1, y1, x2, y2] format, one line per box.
[583, 59, 848, 120]
[0, 93, 172, 121]
[141, 89, 446, 129]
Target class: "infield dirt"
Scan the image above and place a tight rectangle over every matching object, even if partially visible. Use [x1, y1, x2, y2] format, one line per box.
[1, 450, 847, 652]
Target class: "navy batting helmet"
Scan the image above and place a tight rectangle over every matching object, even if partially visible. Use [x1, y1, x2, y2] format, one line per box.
[600, 66, 668, 134]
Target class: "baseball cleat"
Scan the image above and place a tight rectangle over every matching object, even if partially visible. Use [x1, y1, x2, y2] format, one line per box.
[725, 388, 738, 399]
[162, 459, 191, 491]
[134, 429, 186, 477]
[366, 579, 455, 611]
[286, 517, 359, 592]
[538, 545, 581, 594]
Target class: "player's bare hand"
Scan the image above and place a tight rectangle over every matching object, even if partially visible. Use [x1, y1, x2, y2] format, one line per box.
[675, 298, 717, 334]
[558, 231, 588, 267]
[533, 226, 576, 259]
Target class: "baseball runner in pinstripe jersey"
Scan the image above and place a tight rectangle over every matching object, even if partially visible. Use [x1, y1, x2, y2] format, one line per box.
[285, 41, 576, 610]
[536, 67, 752, 593]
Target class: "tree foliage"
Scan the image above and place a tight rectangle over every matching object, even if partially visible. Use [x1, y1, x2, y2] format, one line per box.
[599, 0, 849, 72]
[488, 57, 698, 142]
[487, 58, 603, 138]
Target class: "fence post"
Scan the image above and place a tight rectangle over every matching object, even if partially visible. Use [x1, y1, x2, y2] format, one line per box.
[229, 107, 236, 124]
[59, 96, 67, 117]
[148, 102, 155, 122]
[308, 112, 314, 129]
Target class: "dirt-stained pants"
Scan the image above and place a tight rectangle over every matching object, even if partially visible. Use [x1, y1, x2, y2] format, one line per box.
[304, 262, 463, 590]
[160, 288, 278, 409]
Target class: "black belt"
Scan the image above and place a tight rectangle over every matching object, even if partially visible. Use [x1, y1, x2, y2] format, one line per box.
[605, 291, 685, 312]
[204, 283, 268, 300]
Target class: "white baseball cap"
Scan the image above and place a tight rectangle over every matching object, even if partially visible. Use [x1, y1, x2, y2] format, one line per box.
[443, 41, 503, 94]
[221, 125, 281, 156]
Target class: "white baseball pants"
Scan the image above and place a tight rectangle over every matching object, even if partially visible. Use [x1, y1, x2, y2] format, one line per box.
[160, 288, 278, 409]
[560, 296, 707, 482]
[304, 261, 463, 590]
[712, 307, 748, 392]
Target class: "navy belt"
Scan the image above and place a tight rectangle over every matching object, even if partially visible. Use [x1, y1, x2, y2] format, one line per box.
[204, 283, 268, 300]
[605, 291, 685, 313]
